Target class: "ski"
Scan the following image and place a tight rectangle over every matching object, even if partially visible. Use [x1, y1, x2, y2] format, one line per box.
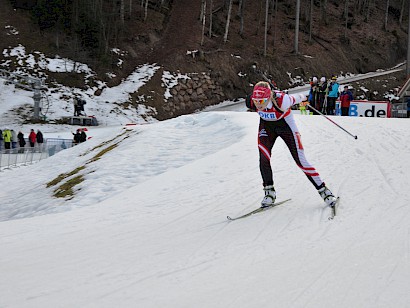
[227, 199, 291, 221]
[328, 197, 340, 220]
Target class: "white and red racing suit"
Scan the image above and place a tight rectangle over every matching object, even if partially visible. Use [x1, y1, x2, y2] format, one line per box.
[246, 90, 327, 190]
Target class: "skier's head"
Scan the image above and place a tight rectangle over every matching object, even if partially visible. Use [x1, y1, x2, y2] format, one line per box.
[252, 81, 272, 110]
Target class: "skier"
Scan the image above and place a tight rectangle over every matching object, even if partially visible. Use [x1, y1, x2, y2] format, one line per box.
[246, 81, 337, 208]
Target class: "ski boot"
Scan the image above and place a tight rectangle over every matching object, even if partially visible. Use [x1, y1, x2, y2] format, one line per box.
[261, 185, 276, 208]
[318, 185, 337, 207]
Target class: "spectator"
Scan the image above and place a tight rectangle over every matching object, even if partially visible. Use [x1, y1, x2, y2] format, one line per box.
[74, 98, 86, 116]
[28, 129, 36, 147]
[308, 76, 319, 115]
[318, 77, 328, 113]
[407, 97, 410, 118]
[17, 131, 26, 153]
[80, 128, 87, 143]
[2, 128, 12, 150]
[339, 85, 354, 116]
[72, 129, 81, 145]
[73, 99, 79, 116]
[11, 129, 17, 149]
[326, 76, 340, 115]
[36, 130, 44, 150]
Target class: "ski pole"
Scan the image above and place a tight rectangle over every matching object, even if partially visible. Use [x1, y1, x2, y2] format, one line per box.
[306, 104, 358, 139]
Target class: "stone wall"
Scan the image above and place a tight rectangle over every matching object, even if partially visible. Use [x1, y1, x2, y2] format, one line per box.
[162, 72, 225, 117]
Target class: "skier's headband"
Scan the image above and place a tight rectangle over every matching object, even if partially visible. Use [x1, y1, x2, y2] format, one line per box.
[252, 85, 272, 109]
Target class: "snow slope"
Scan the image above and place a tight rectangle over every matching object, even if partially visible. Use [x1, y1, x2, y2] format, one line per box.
[1, 109, 410, 307]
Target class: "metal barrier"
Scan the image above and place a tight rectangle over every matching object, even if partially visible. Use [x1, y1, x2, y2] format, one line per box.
[0, 138, 74, 171]
[391, 102, 408, 118]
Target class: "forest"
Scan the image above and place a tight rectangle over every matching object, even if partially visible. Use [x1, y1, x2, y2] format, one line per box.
[3, 0, 408, 102]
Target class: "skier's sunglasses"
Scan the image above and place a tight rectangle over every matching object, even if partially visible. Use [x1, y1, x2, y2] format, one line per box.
[252, 97, 270, 107]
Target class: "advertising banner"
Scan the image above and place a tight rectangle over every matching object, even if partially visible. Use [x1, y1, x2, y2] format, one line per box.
[335, 100, 391, 118]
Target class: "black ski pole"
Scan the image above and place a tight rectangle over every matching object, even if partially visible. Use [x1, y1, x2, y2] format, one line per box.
[306, 104, 358, 139]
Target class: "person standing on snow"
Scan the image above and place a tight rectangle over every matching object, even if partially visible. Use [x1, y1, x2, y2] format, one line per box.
[246, 81, 337, 208]
[326, 76, 339, 115]
[28, 129, 36, 148]
[318, 76, 328, 113]
[2, 128, 12, 150]
[339, 85, 354, 116]
[17, 131, 26, 152]
[308, 76, 319, 115]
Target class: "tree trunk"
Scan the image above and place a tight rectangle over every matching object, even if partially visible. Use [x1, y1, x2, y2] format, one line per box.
[344, 0, 349, 39]
[309, 0, 313, 43]
[295, 0, 301, 54]
[272, 0, 278, 49]
[399, 0, 405, 27]
[384, 0, 389, 30]
[320, 0, 328, 26]
[200, 0, 205, 22]
[201, 0, 206, 45]
[238, 0, 245, 37]
[120, 0, 125, 26]
[209, 0, 213, 37]
[264, 0, 269, 56]
[223, 0, 233, 43]
[144, 0, 148, 21]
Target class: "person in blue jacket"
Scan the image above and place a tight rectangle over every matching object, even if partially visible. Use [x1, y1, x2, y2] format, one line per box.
[326, 76, 340, 115]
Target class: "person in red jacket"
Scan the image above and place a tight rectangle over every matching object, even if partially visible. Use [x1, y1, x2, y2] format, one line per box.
[339, 85, 354, 116]
[246, 81, 337, 208]
[28, 129, 36, 147]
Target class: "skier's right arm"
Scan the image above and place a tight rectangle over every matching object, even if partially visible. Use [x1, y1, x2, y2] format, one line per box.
[245, 94, 257, 111]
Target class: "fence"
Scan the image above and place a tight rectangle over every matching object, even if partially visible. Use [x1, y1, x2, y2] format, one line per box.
[391, 102, 408, 118]
[0, 138, 74, 171]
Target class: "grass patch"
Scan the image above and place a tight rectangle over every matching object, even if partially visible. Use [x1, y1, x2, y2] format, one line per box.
[53, 175, 84, 198]
[81, 130, 128, 157]
[87, 143, 118, 163]
[46, 166, 86, 188]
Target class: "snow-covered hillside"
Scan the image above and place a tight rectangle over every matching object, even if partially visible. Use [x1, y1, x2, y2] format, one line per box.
[1, 107, 409, 307]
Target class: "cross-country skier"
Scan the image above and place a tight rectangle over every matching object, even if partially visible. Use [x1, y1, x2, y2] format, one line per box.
[246, 81, 337, 208]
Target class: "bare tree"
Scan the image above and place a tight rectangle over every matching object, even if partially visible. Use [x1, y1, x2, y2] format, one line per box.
[320, 0, 328, 26]
[272, 0, 278, 49]
[399, 0, 405, 27]
[309, 0, 313, 43]
[238, 0, 245, 37]
[295, 0, 301, 54]
[344, 0, 349, 39]
[223, 0, 233, 43]
[120, 0, 125, 26]
[201, 0, 206, 45]
[209, 0, 213, 38]
[200, 0, 206, 22]
[264, 0, 269, 56]
[384, 0, 389, 30]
